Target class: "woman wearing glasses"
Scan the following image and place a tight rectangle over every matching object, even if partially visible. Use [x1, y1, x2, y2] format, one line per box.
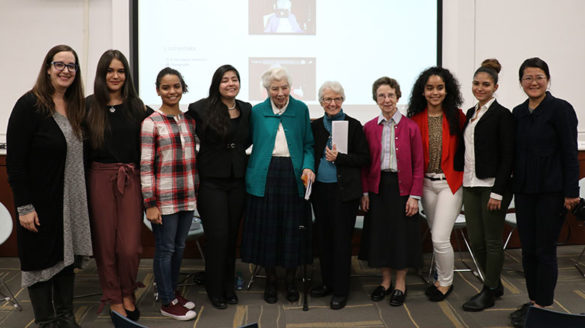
[509, 57, 579, 327]
[407, 67, 465, 302]
[7, 45, 92, 328]
[85, 50, 152, 320]
[309, 81, 369, 309]
[360, 77, 424, 307]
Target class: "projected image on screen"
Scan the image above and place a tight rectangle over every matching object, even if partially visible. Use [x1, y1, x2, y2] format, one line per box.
[249, 57, 316, 101]
[137, 0, 439, 123]
[249, 0, 316, 35]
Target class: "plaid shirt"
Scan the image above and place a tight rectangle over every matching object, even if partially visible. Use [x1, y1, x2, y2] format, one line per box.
[140, 111, 197, 215]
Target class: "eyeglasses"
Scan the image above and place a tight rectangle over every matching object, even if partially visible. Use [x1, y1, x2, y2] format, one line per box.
[322, 97, 343, 103]
[51, 61, 78, 72]
[521, 75, 546, 83]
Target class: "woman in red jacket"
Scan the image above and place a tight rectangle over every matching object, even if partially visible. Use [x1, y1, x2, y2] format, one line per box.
[407, 67, 465, 302]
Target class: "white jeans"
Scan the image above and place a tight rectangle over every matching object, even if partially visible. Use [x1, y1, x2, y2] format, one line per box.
[422, 177, 463, 286]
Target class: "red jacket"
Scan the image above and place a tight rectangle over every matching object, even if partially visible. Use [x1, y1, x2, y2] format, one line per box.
[410, 108, 466, 194]
[361, 114, 424, 197]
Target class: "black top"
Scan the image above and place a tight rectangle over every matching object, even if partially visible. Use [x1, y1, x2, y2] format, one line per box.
[85, 95, 152, 165]
[454, 100, 515, 196]
[187, 98, 252, 179]
[310, 114, 370, 202]
[7, 92, 69, 270]
[512, 92, 579, 196]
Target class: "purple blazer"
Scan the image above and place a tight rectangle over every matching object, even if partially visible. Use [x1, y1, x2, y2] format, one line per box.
[361, 114, 424, 197]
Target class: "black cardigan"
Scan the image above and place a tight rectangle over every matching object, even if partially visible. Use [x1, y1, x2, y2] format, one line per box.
[187, 98, 252, 179]
[311, 114, 370, 202]
[454, 100, 515, 196]
[6, 92, 71, 271]
[512, 92, 579, 197]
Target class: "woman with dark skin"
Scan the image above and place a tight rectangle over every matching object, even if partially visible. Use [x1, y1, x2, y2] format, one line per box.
[407, 67, 465, 302]
[509, 58, 579, 328]
[187, 65, 252, 309]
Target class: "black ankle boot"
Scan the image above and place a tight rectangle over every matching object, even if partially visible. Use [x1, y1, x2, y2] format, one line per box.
[462, 286, 495, 312]
[28, 280, 58, 328]
[52, 267, 80, 328]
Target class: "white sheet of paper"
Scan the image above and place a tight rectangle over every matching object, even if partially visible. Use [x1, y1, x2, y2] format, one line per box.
[304, 179, 313, 200]
[332, 120, 349, 154]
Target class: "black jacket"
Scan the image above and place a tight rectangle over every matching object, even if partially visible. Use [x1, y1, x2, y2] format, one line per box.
[7, 92, 69, 270]
[187, 98, 252, 179]
[454, 100, 515, 196]
[311, 114, 370, 201]
[512, 92, 579, 197]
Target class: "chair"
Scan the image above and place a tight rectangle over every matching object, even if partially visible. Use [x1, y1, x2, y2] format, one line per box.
[0, 202, 22, 311]
[574, 178, 585, 277]
[503, 196, 516, 250]
[524, 306, 585, 328]
[143, 210, 205, 300]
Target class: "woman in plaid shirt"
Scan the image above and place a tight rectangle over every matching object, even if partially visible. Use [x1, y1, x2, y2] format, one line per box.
[140, 67, 197, 321]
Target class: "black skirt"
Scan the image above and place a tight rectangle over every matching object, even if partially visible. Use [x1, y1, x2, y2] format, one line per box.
[359, 172, 422, 269]
[240, 157, 312, 268]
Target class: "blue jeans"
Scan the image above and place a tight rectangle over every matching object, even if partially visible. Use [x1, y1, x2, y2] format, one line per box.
[152, 210, 194, 305]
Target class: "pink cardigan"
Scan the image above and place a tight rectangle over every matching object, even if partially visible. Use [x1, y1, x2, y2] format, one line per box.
[361, 115, 424, 197]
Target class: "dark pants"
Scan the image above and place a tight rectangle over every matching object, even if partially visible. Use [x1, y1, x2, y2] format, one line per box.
[515, 192, 565, 306]
[198, 177, 245, 299]
[88, 162, 143, 306]
[462, 187, 512, 289]
[28, 265, 76, 327]
[311, 182, 358, 297]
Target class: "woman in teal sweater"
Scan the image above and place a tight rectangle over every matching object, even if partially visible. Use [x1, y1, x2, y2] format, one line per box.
[241, 67, 315, 304]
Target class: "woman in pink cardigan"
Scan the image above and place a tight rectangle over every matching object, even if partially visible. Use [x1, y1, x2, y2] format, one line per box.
[359, 77, 424, 307]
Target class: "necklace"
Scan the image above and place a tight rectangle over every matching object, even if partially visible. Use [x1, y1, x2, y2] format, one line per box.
[109, 106, 116, 113]
[227, 102, 237, 110]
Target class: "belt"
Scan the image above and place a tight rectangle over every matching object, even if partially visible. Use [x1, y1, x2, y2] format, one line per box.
[425, 175, 446, 181]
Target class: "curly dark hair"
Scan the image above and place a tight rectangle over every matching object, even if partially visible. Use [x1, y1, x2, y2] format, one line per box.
[407, 66, 463, 135]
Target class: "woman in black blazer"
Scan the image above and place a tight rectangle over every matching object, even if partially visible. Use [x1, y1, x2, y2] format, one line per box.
[455, 59, 514, 312]
[509, 57, 579, 327]
[186, 65, 252, 310]
[309, 81, 369, 310]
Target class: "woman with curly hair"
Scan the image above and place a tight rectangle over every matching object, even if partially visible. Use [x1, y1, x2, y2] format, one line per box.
[407, 67, 465, 302]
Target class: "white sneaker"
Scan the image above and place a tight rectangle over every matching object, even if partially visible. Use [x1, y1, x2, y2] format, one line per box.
[160, 298, 197, 321]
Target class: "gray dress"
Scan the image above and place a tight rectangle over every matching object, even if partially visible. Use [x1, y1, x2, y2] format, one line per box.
[20, 113, 92, 287]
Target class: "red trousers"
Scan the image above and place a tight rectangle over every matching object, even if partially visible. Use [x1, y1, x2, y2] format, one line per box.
[88, 162, 143, 306]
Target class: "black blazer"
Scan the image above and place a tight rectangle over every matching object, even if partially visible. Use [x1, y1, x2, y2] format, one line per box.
[311, 114, 370, 202]
[187, 98, 252, 179]
[454, 100, 514, 196]
[512, 92, 579, 197]
[7, 92, 69, 271]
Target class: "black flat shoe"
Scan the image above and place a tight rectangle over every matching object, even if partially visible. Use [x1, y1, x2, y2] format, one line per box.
[264, 283, 278, 304]
[125, 306, 140, 321]
[389, 289, 407, 307]
[209, 297, 227, 309]
[425, 283, 437, 296]
[370, 285, 392, 302]
[462, 286, 495, 312]
[510, 303, 532, 321]
[330, 295, 347, 310]
[286, 283, 299, 302]
[428, 285, 453, 302]
[225, 292, 238, 305]
[311, 285, 333, 298]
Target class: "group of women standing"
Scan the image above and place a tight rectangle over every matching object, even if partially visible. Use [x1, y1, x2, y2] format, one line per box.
[6, 43, 579, 328]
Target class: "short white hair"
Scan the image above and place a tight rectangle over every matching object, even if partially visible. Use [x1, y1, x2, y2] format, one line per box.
[318, 81, 345, 102]
[261, 67, 291, 89]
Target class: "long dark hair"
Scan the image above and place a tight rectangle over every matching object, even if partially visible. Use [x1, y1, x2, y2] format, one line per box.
[32, 44, 85, 138]
[205, 65, 240, 138]
[407, 66, 463, 136]
[86, 49, 145, 149]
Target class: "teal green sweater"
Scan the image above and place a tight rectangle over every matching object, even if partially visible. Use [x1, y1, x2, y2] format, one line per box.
[246, 96, 315, 197]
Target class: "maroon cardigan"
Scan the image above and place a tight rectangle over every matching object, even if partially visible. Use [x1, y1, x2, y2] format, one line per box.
[361, 114, 424, 197]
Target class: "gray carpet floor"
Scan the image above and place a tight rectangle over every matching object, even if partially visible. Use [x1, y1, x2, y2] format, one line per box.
[1, 246, 585, 328]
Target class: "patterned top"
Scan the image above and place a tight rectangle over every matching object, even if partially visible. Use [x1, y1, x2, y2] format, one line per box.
[140, 111, 197, 215]
[427, 115, 443, 173]
[21, 112, 93, 287]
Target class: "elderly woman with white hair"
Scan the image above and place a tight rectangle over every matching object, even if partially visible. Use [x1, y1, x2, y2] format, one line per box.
[309, 81, 369, 309]
[240, 67, 315, 304]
